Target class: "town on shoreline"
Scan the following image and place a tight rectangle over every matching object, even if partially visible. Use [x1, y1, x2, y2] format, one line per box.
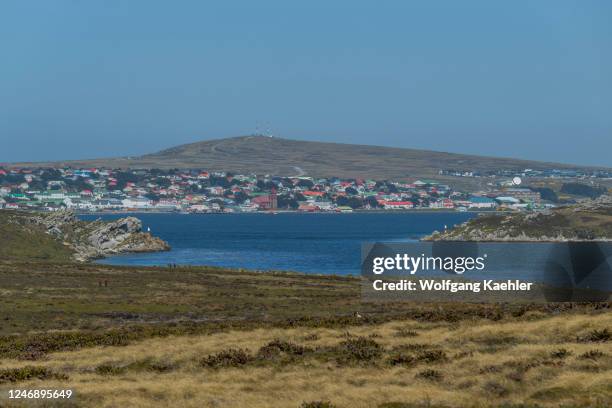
[0, 166, 609, 214]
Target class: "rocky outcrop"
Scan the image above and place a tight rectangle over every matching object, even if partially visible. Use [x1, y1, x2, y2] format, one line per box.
[424, 196, 612, 242]
[25, 210, 170, 261]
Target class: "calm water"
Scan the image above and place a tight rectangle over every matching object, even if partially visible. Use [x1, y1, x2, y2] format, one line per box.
[80, 212, 475, 275]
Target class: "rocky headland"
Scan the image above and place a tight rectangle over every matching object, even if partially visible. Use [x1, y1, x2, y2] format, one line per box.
[424, 195, 612, 242]
[5, 210, 170, 261]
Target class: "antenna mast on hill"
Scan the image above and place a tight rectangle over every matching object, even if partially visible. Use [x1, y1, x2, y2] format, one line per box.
[265, 121, 274, 138]
[254, 121, 274, 137]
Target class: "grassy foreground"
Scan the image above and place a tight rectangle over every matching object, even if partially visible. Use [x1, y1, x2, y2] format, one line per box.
[0, 261, 610, 407]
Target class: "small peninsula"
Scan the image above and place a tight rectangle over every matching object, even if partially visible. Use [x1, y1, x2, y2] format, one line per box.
[0, 209, 170, 262]
[425, 196, 612, 242]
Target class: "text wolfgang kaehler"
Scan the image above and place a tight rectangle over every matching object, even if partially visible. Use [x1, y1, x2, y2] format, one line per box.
[372, 279, 533, 292]
[370, 253, 533, 292]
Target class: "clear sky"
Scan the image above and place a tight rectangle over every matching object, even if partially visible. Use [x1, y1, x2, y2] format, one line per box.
[1, 1, 611, 166]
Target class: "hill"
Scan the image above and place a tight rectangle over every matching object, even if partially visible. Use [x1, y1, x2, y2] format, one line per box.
[6, 135, 602, 182]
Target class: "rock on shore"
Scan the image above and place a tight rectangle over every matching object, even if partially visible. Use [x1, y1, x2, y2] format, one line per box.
[27, 211, 170, 261]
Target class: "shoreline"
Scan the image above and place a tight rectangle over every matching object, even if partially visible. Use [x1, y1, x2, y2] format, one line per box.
[76, 208, 492, 216]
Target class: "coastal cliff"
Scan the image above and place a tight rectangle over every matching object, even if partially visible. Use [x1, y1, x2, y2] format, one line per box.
[1, 210, 170, 262]
[424, 196, 612, 242]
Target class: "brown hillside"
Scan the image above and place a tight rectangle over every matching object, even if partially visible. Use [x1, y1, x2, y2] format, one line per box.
[6, 136, 602, 182]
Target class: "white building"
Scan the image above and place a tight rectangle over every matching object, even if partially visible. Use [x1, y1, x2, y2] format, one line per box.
[121, 198, 153, 209]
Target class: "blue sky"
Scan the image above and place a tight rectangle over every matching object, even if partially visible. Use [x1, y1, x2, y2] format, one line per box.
[1, 1, 611, 166]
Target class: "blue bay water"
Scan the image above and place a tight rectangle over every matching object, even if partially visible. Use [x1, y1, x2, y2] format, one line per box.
[80, 212, 475, 275]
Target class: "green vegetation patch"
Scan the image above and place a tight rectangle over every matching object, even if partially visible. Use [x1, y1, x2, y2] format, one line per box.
[0, 211, 73, 262]
[300, 401, 337, 408]
[0, 366, 68, 383]
[95, 358, 175, 375]
[200, 348, 254, 368]
[334, 336, 384, 363]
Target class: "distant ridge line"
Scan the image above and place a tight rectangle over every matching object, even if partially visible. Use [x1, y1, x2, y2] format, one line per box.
[4, 136, 607, 184]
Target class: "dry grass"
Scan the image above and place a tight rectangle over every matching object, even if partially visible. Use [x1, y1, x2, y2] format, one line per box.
[0, 259, 609, 406]
[0, 311, 609, 407]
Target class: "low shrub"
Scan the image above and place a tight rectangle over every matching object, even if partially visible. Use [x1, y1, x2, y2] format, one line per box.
[378, 403, 454, 408]
[200, 348, 253, 368]
[415, 369, 442, 381]
[473, 334, 520, 347]
[505, 357, 549, 374]
[579, 350, 606, 360]
[578, 328, 611, 343]
[257, 339, 311, 359]
[479, 365, 503, 374]
[387, 353, 416, 366]
[416, 349, 447, 363]
[95, 363, 127, 376]
[127, 358, 175, 373]
[0, 329, 134, 360]
[0, 366, 68, 383]
[337, 336, 383, 363]
[300, 401, 336, 408]
[550, 348, 572, 359]
[392, 343, 435, 352]
[388, 348, 447, 366]
[95, 358, 175, 375]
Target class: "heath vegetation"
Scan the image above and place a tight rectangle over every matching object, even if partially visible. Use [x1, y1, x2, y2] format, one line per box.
[0, 259, 609, 407]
